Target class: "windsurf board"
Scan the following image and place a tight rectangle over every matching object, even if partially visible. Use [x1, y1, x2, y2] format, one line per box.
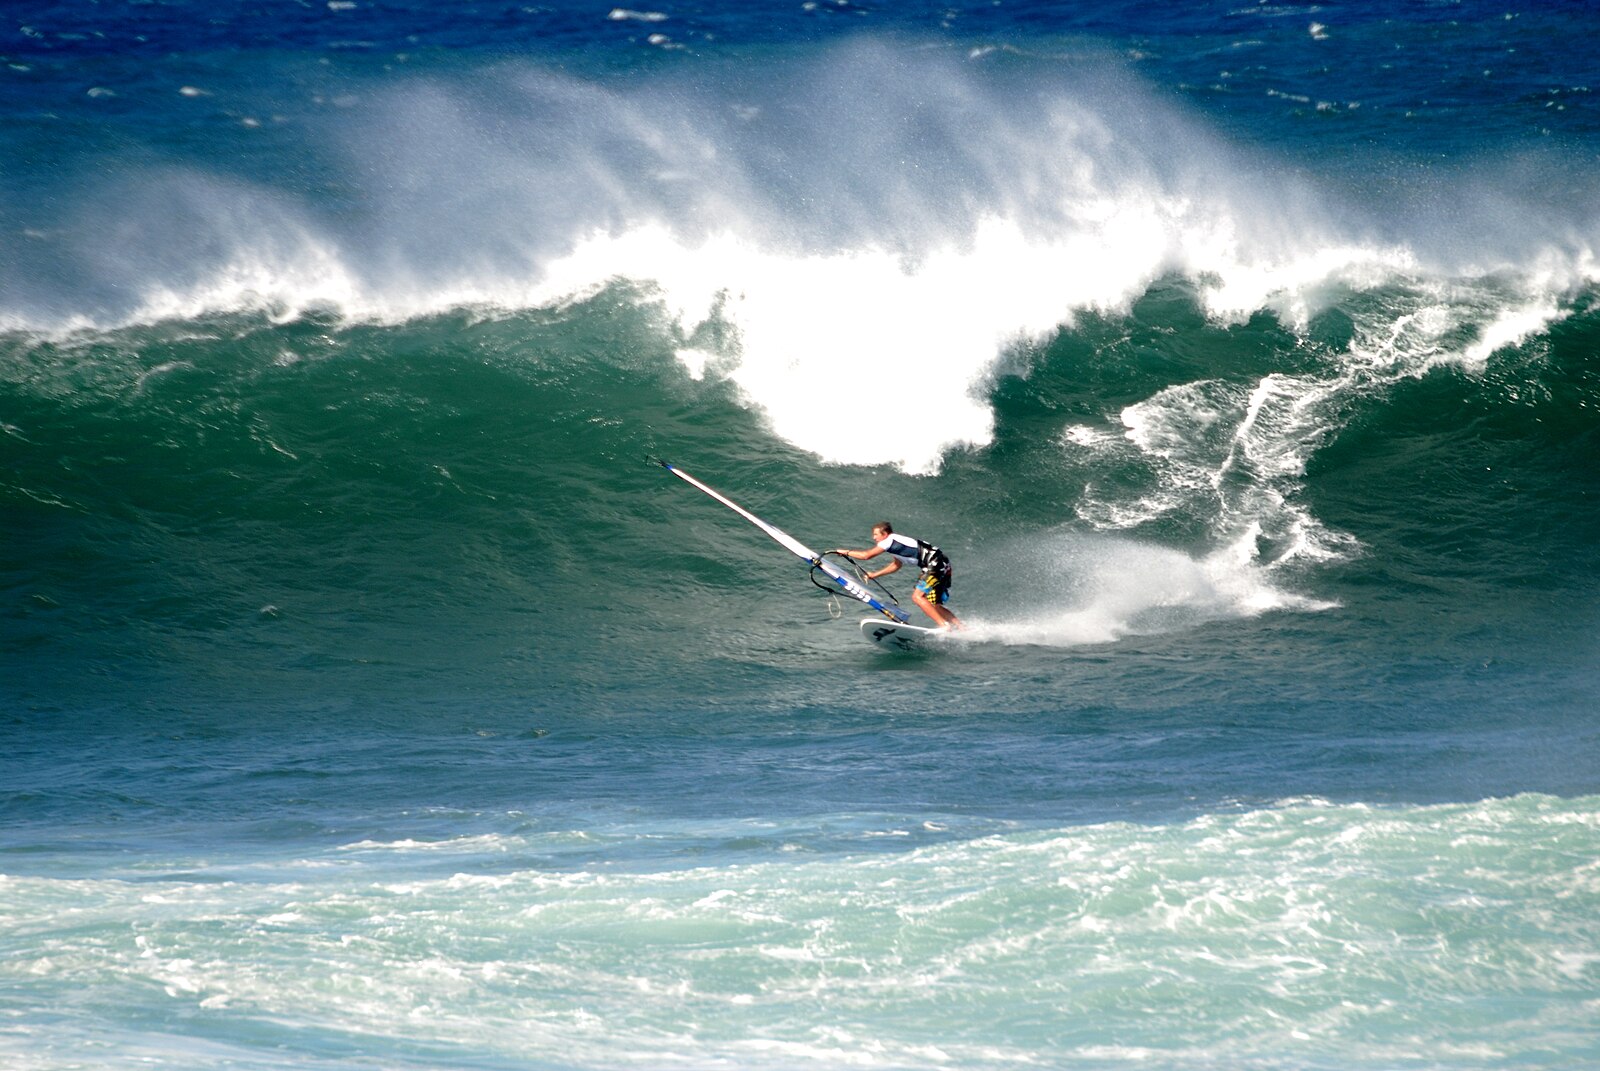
[859, 617, 950, 650]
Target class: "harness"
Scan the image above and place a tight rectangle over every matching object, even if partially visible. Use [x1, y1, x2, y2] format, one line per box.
[883, 534, 951, 578]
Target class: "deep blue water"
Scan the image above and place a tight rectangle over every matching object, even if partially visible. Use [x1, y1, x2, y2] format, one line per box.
[4, 2, 1600, 1068]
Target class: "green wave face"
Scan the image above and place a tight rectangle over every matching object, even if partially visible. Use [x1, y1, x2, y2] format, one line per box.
[5, 280, 1598, 713]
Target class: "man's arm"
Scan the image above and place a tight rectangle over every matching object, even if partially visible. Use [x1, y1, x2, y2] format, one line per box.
[831, 543, 899, 580]
[863, 558, 902, 581]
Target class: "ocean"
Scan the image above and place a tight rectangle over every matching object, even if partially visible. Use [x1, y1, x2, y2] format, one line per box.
[3, 1, 1599, 1068]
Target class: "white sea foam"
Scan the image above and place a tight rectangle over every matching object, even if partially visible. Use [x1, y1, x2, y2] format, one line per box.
[338, 833, 515, 854]
[626, 218, 1149, 473]
[2, 795, 1595, 1070]
[1454, 299, 1562, 368]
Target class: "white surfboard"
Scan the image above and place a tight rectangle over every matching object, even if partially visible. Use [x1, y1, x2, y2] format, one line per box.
[859, 617, 950, 650]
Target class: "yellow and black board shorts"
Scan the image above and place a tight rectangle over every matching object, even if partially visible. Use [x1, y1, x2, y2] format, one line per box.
[915, 564, 952, 605]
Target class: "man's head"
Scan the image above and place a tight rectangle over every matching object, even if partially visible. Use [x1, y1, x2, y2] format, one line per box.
[871, 521, 893, 541]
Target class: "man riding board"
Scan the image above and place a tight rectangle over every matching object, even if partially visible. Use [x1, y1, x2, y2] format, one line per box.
[834, 522, 963, 630]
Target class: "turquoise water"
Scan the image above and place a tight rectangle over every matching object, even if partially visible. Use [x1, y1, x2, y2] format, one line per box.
[6, 795, 1597, 1069]
[4, 2, 1600, 1067]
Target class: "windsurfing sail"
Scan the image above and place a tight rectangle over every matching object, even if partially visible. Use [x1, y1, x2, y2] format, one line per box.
[657, 460, 910, 623]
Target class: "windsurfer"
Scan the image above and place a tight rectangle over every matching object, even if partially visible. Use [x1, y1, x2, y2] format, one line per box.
[834, 522, 963, 630]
